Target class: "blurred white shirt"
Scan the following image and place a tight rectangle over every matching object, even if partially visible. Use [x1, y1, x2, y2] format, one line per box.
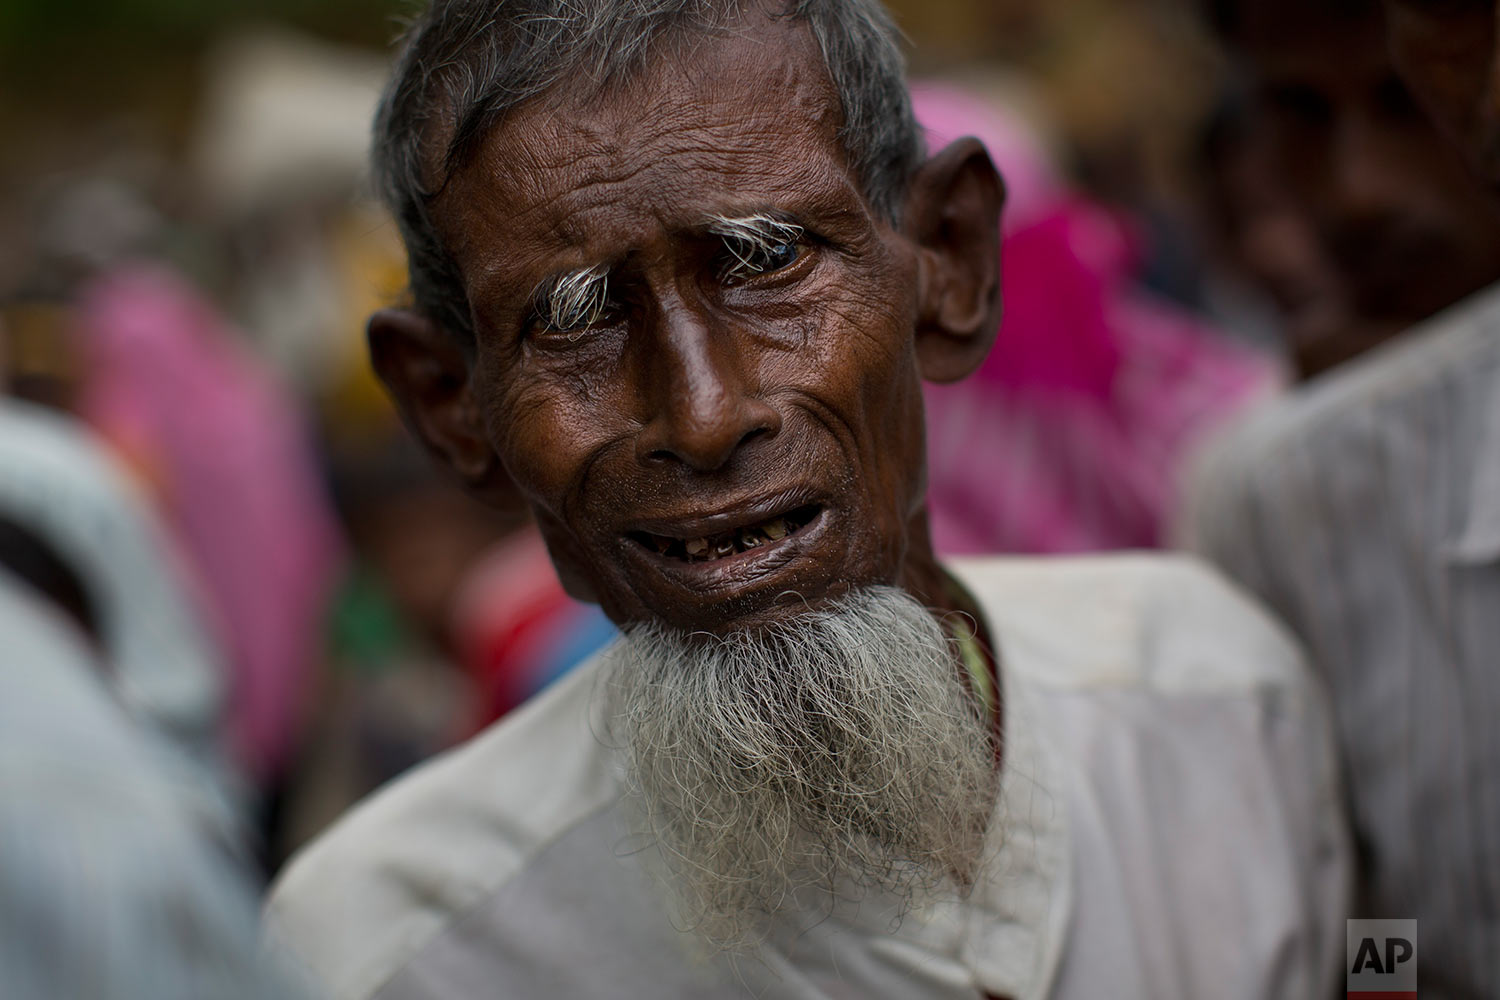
[0, 572, 293, 1000]
[1186, 283, 1500, 1000]
[267, 554, 1348, 1000]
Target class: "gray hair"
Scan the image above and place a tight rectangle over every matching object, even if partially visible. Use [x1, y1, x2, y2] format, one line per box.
[605, 585, 996, 951]
[372, 0, 925, 344]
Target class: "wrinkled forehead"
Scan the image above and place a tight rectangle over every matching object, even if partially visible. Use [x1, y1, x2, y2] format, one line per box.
[431, 16, 858, 265]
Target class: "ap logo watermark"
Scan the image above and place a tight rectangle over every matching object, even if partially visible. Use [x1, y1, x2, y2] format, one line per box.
[1347, 919, 1416, 999]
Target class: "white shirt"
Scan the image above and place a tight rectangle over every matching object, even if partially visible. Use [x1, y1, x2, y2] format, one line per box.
[0, 573, 292, 1000]
[0, 401, 226, 768]
[1185, 284, 1500, 999]
[266, 554, 1348, 1000]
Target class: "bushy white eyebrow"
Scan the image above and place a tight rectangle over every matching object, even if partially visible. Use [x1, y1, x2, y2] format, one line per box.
[706, 213, 805, 274]
[530, 215, 800, 331]
[533, 263, 611, 336]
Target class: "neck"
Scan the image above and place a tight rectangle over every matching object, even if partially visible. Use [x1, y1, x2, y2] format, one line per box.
[896, 508, 951, 609]
[896, 507, 987, 633]
[898, 506, 1003, 755]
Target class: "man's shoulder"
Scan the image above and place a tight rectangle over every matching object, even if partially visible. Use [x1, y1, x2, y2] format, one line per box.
[951, 552, 1308, 700]
[1210, 284, 1500, 475]
[265, 650, 621, 1000]
[958, 555, 1349, 999]
[1183, 285, 1500, 568]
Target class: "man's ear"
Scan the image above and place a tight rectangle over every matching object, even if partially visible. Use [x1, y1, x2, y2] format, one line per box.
[367, 308, 506, 496]
[904, 137, 1005, 383]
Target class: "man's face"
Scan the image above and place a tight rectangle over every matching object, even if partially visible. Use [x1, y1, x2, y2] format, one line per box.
[383, 17, 999, 633]
[1384, 0, 1500, 191]
[1242, 7, 1500, 326]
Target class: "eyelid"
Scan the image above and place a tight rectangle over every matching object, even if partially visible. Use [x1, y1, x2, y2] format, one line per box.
[718, 241, 809, 286]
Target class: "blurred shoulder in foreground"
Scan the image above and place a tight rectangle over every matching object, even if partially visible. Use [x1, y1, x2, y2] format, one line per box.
[0, 400, 303, 999]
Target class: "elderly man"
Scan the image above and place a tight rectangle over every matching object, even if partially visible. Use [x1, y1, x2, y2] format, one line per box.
[267, 2, 1347, 997]
[1189, 2, 1500, 997]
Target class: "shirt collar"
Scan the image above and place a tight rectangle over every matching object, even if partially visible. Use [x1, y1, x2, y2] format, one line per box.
[841, 656, 1070, 999]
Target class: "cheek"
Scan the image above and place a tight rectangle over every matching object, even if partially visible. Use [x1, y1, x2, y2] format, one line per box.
[809, 305, 925, 524]
[879, 362, 929, 519]
[820, 269, 924, 510]
[474, 356, 604, 518]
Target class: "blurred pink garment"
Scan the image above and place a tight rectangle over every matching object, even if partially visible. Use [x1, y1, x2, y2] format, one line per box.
[914, 84, 1280, 554]
[74, 264, 343, 784]
[909, 82, 1064, 237]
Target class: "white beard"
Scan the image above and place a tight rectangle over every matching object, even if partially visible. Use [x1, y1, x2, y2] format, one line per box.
[604, 586, 997, 952]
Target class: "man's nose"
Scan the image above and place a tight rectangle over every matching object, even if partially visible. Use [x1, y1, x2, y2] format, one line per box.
[634, 309, 781, 472]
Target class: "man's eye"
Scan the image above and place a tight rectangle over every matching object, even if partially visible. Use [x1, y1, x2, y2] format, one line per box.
[708, 216, 809, 284]
[719, 237, 806, 283]
[530, 307, 619, 341]
[529, 266, 617, 341]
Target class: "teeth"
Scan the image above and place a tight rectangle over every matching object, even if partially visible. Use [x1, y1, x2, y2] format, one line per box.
[645, 513, 803, 563]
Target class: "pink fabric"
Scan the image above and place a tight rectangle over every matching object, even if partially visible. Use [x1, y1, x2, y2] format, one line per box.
[910, 81, 1064, 236]
[914, 84, 1280, 554]
[75, 264, 343, 783]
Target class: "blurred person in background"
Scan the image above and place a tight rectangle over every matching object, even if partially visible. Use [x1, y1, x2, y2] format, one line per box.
[277, 433, 491, 856]
[1193, 86, 1356, 377]
[71, 263, 345, 831]
[279, 429, 614, 855]
[1187, 1, 1500, 994]
[0, 399, 298, 999]
[183, 33, 614, 856]
[1203, 0, 1500, 373]
[0, 394, 227, 778]
[1382, 0, 1500, 197]
[2, 91, 348, 854]
[267, 2, 1348, 997]
[915, 82, 1279, 555]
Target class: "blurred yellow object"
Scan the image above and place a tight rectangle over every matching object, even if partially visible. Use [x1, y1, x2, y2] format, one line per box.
[319, 203, 409, 451]
[1, 301, 78, 385]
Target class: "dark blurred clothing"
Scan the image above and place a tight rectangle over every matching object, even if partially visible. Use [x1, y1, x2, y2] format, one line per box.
[1186, 283, 1500, 999]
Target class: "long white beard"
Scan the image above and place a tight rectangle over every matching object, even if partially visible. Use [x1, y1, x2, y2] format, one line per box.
[604, 586, 997, 952]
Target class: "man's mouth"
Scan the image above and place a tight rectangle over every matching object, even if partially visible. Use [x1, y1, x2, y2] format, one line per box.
[627, 504, 821, 563]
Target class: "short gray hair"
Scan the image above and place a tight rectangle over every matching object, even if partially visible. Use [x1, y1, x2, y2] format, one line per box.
[372, 0, 925, 343]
